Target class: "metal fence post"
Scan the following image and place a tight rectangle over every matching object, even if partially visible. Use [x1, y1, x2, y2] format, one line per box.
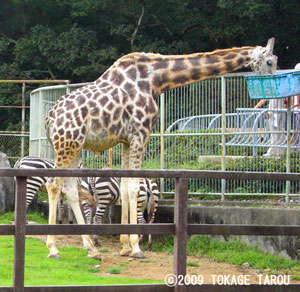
[160, 93, 165, 194]
[174, 177, 188, 292]
[13, 176, 27, 292]
[286, 97, 292, 203]
[221, 76, 226, 200]
[21, 83, 26, 158]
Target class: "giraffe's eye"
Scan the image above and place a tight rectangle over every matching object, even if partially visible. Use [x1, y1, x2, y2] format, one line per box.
[267, 60, 272, 66]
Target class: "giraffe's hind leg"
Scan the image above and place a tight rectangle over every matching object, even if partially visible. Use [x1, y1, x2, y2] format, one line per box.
[128, 177, 145, 259]
[128, 138, 147, 259]
[120, 145, 131, 256]
[120, 177, 131, 256]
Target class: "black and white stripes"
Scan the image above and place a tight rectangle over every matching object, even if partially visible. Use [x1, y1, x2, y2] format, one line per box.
[14, 156, 55, 208]
[80, 175, 120, 225]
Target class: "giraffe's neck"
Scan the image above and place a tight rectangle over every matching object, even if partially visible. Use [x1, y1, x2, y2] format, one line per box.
[145, 46, 255, 96]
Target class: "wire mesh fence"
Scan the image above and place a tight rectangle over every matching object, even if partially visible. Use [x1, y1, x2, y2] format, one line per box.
[0, 133, 29, 166]
[29, 72, 300, 200]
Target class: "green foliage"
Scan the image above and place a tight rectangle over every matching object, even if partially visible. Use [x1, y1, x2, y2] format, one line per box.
[0, 0, 299, 132]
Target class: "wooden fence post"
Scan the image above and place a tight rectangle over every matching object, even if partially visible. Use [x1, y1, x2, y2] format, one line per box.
[174, 178, 188, 292]
[13, 176, 27, 292]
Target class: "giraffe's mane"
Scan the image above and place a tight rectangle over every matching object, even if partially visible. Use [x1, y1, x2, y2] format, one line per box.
[116, 46, 256, 63]
[203, 46, 255, 56]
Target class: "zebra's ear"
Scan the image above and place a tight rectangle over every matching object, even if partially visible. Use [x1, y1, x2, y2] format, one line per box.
[78, 161, 84, 169]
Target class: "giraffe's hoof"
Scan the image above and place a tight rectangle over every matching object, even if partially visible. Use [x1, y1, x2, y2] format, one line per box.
[47, 253, 61, 259]
[130, 251, 146, 259]
[88, 253, 102, 261]
[93, 240, 101, 247]
[120, 249, 131, 257]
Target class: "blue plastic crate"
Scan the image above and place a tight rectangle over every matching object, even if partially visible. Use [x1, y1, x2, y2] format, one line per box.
[245, 70, 300, 99]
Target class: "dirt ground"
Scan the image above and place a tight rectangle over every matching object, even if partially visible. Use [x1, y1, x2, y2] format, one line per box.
[30, 234, 299, 284]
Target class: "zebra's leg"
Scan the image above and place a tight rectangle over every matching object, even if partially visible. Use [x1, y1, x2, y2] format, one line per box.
[147, 206, 156, 251]
[93, 201, 108, 247]
[57, 197, 64, 224]
[147, 181, 160, 251]
[137, 180, 147, 243]
[63, 177, 101, 260]
[108, 205, 115, 224]
[82, 200, 93, 224]
[67, 204, 74, 224]
[137, 208, 146, 243]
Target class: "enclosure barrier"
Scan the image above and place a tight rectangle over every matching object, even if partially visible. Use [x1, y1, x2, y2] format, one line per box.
[1, 168, 300, 292]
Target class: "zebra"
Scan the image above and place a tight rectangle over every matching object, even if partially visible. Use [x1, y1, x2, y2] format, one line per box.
[82, 176, 160, 250]
[137, 178, 160, 251]
[77, 168, 120, 246]
[14, 156, 76, 223]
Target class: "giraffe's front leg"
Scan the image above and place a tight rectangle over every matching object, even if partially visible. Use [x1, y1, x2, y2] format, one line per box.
[46, 177, 63, 259]
[128, 177, 145, 259]
[63, 178, 102, 260]
[120, 177, 131, 256]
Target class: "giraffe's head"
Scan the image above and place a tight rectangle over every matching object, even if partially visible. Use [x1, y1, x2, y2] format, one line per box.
[248, 38, 277, 75]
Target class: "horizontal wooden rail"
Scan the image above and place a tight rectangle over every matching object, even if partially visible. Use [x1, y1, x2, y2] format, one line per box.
[0, 285, 171, 292]
[2, 224, 300, 236]
[1, 284, 299, 292]
[2, 168, 300, 181]
[0, 224, 174, 235]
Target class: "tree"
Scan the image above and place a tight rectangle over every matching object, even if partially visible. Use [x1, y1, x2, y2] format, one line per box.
[0, 0, 299, 132]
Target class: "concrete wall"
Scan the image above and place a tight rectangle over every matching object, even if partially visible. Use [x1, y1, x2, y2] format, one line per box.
[156, 201, 300, 260]
[0, 153, 15, 214]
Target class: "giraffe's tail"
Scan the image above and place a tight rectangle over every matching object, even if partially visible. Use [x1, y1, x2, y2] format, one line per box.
[78, 190, 97, 209]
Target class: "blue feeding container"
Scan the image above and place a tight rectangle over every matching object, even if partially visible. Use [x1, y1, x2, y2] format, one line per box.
[245, 70, 300, 99]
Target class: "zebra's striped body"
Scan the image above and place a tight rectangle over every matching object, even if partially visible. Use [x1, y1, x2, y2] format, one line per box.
[82, 177, 160, 249]
[80, 175, 120, 225]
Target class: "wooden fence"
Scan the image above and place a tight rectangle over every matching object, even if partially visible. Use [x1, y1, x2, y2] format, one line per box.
[1, 168, 300, 292]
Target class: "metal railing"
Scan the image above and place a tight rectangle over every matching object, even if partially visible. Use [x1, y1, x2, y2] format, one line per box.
[1, 168, 300, 291]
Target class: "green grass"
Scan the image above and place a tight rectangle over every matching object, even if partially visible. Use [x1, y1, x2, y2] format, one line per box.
[0, 236, 159, 286]
[152, 235, 300, 278]
[0, 213, 160, 285]
[187, 261, 199, 267]
[107, 267, 121, 274]
[0, 211, 48, 224]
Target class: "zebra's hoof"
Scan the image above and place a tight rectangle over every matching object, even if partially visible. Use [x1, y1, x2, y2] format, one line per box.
[47, 253, 61, 259]
[130, 251, 146, 259]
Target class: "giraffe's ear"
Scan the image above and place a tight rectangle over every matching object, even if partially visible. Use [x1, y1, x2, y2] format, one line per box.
[266, 38, 275, 55]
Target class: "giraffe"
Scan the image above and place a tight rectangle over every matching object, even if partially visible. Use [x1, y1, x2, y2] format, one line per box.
[45, 38, 277, 259]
